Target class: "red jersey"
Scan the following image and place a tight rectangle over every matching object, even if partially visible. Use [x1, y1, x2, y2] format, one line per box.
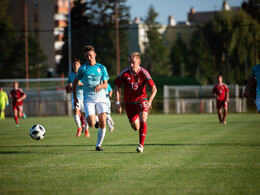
[9, 88, 25, 106]
[114, 67, 155, 104]
[212, 83, 229, 101]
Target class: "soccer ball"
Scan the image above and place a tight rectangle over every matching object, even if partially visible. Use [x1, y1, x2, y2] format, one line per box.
[30, 124, 46, 140]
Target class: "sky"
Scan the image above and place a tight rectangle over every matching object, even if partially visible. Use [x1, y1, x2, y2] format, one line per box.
[126, 0, 245, 25]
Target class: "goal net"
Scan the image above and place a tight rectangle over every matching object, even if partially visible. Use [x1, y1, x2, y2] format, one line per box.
[163, 85, 247, 114]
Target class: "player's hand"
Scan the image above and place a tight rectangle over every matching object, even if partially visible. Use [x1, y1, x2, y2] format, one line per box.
[116, 104, 122, 113]
[74, 98, 79, 108]
[94, 85, 101, 93]
[144, 101, 152, 109]
[78, 81, 83, 86]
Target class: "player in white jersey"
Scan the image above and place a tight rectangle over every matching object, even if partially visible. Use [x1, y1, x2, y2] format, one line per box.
[105, 83, 115, 132]
[73, 45, 109, 151]
[66, 59, 90, 137]
[244, 48, 260, 114]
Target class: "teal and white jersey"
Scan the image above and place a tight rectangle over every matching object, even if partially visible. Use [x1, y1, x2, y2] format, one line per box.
[105, 83, 112, 100]
[68, 72, 84, 100]
[76, 63, 109, 101]
[251, 64, 260, 93]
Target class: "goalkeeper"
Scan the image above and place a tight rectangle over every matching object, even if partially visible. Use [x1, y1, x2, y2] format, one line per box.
[0, 86, 9, 120]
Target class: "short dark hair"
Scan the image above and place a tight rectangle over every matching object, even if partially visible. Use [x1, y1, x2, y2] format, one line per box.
[83, 45, 95, 53]
[217, 74, 222, 79]
[73, 58, 81, 65]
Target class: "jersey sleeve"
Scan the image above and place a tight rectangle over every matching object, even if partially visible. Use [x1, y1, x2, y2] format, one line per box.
[107, 84, 112, 93]
[147, 78, 155, 88]
[101, 66, 109, 81]
[114, 75, 123, 87]
[76, 66, 83, 80]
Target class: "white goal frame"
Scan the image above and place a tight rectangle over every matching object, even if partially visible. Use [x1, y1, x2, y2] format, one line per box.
[163, 85, 247, 114]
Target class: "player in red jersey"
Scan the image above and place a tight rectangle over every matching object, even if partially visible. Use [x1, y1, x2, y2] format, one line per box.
[212, 75, 229, 125]
[114, 52, 157, 153]
[9, 82, 27, 127]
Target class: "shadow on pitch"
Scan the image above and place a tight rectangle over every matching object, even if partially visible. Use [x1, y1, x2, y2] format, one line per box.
[0, 143, 259, 149]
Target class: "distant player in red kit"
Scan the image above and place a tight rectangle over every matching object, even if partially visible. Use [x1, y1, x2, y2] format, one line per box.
[9, 82, 27, 127]
[212, 75, 229, 124]
[114, 52, 157, 153]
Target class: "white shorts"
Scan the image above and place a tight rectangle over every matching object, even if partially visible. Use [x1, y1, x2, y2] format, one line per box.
[255, 91, 260, 113]
[72, 98, 85, 113]
[84, 98, 108, 118]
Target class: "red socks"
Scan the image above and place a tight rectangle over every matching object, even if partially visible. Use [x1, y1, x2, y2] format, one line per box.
[139, 122, 147, 147]
[80, 116, 85, 126]
[14, 116, 19, 124]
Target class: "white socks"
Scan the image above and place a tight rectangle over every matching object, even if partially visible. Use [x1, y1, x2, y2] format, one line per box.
[74, 115, 81, 128]
[96, 128, 106, 147]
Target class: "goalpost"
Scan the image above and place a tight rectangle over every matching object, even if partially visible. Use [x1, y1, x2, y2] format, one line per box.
[163, 85, 247, 114]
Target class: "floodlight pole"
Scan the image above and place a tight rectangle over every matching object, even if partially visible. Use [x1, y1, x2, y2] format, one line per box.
[68, 0, 72, 74]
[25, 0, 29, 91]
[115, 0, 120, 75]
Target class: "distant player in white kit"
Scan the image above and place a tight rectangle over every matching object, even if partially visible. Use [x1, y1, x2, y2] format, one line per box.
[73, 45, 109, 151]
[244, 48, 260, 114]
[66, 58, 90, 137]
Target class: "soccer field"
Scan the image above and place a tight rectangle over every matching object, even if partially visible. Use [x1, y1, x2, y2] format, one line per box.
[0, 114, 259, 195]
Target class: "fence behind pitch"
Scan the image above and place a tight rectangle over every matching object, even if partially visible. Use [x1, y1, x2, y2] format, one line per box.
[0, 78, 73, 116]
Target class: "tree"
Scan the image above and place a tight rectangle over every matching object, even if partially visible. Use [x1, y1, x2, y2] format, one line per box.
[0, 0, 17, 79]
[142, 5, 171, 76]
[188, 29, 215, 84]
[58, 0, 130, 76]
[242, 0, 260, 23]
[170, 37, 189, 77]
[203, 9, 260, 84]
[0, 0, 48, 79]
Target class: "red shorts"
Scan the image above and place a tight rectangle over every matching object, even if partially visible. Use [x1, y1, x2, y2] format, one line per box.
[216, 100, 227, 109]
[125, 100, 148, 123]
[13, 105, 23, 112]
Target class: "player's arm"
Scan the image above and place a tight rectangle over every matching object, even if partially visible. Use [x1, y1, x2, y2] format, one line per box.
[145, 85, 157, 109]
[18, 92, 26, 102]
[72, 78, 79, 107]
[226, 91, 229, 102]
[114, 85, 121, 113]
[244, 77, 256, 98]
[95, 80, 108, 93]
[108, 89, 113, 98]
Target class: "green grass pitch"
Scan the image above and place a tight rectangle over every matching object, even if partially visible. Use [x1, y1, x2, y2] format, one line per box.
[0, 113, 260, 195]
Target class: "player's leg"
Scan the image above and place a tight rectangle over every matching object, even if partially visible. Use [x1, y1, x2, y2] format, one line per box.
[79, 101, 90, 137]
[18, 105, 26, 119]
[107, 114, 114, 132]
[13, 106, 19, 126]
[74, 108, 82, 137]
[0, 104, 5, 120]
[216, 101, 222, 124]
[95, 102, 108, 151]
[84, 101, 96, 127]
[82, 113, 90, 137]
[255, 92, 260, 114]
[72, 98, 82, 136]
[222, 102, 228, 124]
[125, 104, 139, 131]
[136, 101, 149, 153]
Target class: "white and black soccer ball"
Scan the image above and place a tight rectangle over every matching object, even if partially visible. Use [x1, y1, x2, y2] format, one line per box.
[30, 124, 46, 140]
